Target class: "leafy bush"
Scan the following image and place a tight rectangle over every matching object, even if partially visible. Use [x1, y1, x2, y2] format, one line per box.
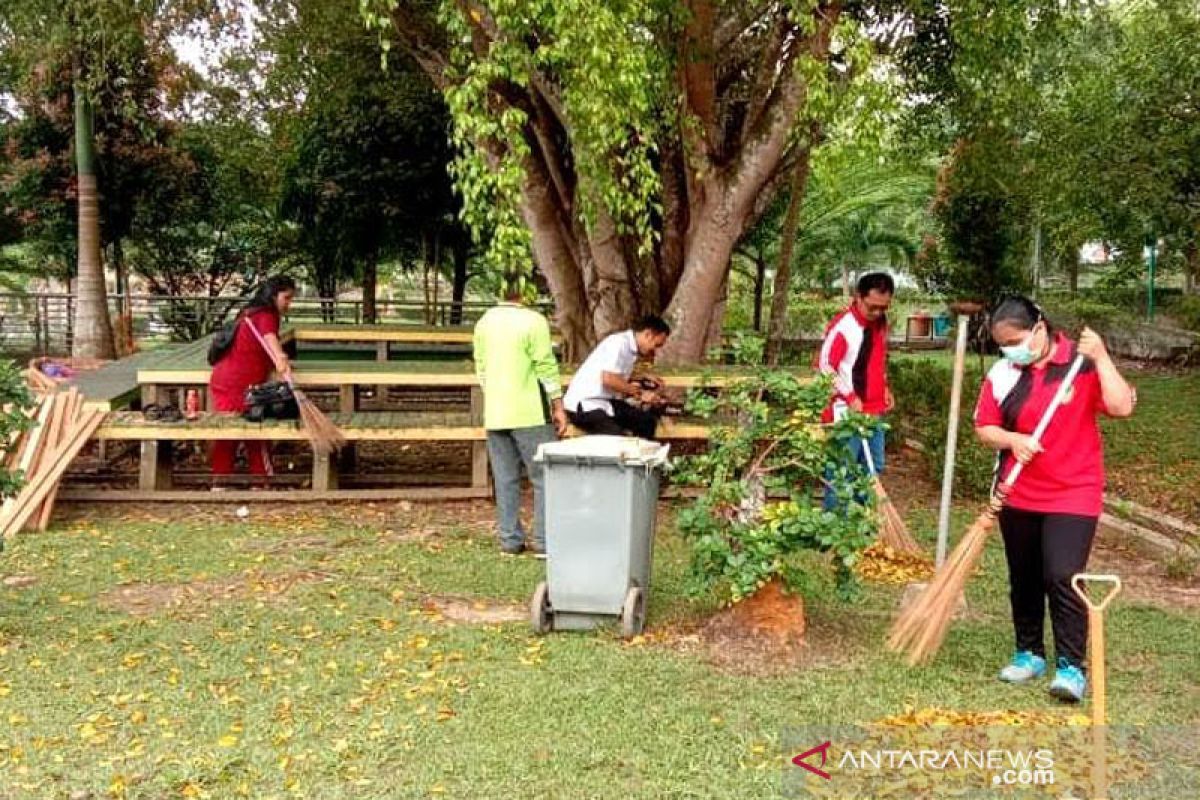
[1168, 295, 1200, 333]
[787, 297, 846, 337]
[672, 342, 879, 604]
[1041, 297, 1136, 333]
[0, 360, 34, 501]
[888, 357, 995, 499]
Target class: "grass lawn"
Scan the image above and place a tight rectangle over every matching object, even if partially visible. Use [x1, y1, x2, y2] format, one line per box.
[1100, 370, 1200, 525]
[1, 494, 1198, 799]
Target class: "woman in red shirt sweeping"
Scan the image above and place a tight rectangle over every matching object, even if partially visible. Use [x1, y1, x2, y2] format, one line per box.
[974, 297, 1135, 702]
[209, 276, 296, 483]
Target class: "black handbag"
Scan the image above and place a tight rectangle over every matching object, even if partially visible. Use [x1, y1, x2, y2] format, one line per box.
[243, 380, 300, 422]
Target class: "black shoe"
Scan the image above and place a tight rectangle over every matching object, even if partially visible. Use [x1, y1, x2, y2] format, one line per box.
[501, 543, 525, 555]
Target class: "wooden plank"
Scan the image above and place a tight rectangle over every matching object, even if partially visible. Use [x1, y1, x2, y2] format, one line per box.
[28, 389, 72, 531]
[46, 390, 86, 521]
[0, 396, 54, 521]
[139, 439, 174, 491]
[339, 384, 356, 414]
[95, 421, 709, 441]
[1, 410, 106, 540]
[58, 487, 493, 503]
[468, 386, 489, 490]
[293, 326, 473, 344]
[312, 451, 338, 491]
[95, 423, 489, 442]
[135, 362, 813, 390]
[5, 403, 38, 471]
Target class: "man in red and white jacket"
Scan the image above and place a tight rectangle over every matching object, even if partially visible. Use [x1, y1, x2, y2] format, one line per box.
[817, 272, 896, 508]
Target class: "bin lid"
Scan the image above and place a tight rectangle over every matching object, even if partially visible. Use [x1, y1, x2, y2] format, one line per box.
[535, 435, 670, 467]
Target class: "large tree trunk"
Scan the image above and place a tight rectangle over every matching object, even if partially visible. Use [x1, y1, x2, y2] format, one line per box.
[765, 149, 813, 365]
[71, 83, 116, 360]
[388, 1, 841, 366]
[519, 167, 593, 363]
[659, 196, 744, 363]
[703, 272, 729, 359]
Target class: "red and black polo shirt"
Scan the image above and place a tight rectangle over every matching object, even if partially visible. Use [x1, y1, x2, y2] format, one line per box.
[817, 304, 890, 423]
[974, 332, 1109, 517]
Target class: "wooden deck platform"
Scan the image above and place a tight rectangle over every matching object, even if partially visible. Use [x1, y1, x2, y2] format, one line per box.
[67, 344, 193, 410]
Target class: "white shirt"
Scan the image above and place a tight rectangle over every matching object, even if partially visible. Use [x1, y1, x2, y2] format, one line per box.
[563, 330, 639, 415]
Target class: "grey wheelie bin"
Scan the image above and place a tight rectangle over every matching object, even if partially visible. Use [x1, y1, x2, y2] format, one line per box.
[529, 436, 670, 638]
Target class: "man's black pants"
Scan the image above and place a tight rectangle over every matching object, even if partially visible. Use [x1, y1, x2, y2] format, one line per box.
[998, 508, 1097, 668]
[568, 400, 659, 439]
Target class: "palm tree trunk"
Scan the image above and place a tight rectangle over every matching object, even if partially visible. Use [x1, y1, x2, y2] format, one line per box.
[71, 81, 116, 360]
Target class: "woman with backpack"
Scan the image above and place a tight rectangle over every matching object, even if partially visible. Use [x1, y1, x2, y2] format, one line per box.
[208, 276, 296, 483]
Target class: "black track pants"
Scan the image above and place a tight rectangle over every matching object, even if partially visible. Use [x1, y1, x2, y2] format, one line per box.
[998, 508, 1097, 668]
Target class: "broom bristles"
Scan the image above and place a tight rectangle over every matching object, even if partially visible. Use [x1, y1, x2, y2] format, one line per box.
[294, 389, 346, 456]
[873, 477, 922, 555]
[886, 507, 997, 664]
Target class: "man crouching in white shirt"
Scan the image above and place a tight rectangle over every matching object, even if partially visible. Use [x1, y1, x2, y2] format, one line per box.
[563, 315, 671, 439]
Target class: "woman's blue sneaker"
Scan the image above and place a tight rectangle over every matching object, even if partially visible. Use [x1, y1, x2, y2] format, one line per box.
[1049, 658, 1087, 702]
[998, 651, 1046, 683]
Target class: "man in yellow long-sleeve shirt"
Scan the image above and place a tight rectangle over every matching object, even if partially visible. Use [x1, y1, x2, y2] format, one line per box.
[473, 283, 568, 555]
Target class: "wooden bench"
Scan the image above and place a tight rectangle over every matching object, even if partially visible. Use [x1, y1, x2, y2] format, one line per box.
[94, 411, 711, 496]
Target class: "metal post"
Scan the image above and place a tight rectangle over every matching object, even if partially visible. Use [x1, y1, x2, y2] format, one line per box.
[936, 314, 970, 567]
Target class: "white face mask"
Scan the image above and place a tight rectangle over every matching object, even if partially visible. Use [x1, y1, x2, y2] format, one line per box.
[1000, 325, 1043, 366]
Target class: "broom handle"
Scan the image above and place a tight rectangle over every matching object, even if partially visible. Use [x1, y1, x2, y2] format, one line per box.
[242, 316, 293, 386]
[1000, 354, 1086, 490]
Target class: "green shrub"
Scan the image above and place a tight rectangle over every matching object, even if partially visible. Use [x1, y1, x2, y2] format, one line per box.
[673, 340, 878, 603]
[888, 357, 995, 499]
[1168, 295, 1200, 333]
[1040, 297, 1135, 333]
[0, 359, 35, 503]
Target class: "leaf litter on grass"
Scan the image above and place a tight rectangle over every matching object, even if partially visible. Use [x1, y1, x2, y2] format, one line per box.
[99, 569, 336, 617]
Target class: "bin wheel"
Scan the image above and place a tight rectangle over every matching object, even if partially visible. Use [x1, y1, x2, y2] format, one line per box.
[620, 586, 646, 639]
[530, 581, 553, 634]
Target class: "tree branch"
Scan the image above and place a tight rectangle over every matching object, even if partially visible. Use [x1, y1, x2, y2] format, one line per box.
[681, 0, 718, 157]
[386, 3, 453, 87]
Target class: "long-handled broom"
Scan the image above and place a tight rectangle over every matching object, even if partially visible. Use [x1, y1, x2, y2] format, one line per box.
[861, 440, 922, 555]
[887, 353, 1086, 665]
[244, 319, 345, 456]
